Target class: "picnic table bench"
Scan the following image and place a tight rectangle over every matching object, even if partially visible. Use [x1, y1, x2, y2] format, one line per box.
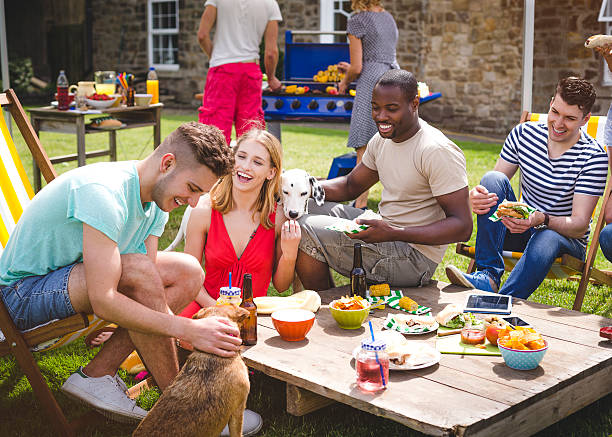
[241, 282, 612, 436]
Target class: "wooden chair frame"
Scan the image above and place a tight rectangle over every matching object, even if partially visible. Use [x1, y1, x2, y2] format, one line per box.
[0, 89, 89, 436]
[456, 111, 612, 311]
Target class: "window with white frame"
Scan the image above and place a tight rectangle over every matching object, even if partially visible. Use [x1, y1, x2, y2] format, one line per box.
[148, 0, 179, 71]
[598, 0, 612, 85]
[319, 0, 353, 43]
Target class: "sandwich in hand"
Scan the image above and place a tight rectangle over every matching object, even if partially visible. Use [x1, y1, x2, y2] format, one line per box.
[435, 304, 466, 329]
[496, 201, 532, 219]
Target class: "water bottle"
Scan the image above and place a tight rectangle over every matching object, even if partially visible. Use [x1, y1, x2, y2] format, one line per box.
[146, 67, 159, 104]
[56, 70, 70, 111]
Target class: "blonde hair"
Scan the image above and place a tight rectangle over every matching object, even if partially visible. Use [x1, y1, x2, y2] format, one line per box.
[351, 0, 382, 11]
[210, 129, 282, 229]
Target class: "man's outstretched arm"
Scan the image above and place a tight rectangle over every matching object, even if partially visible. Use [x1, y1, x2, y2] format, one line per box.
[352, 186, 473, 245]
[197, 5, 216, 58]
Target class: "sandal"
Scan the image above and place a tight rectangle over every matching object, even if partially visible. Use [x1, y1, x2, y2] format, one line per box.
[84, 326, 117, 348]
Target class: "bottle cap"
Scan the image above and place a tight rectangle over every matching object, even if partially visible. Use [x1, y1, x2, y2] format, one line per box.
[360, 338, 386, 351]
[219, 286, 241, 297]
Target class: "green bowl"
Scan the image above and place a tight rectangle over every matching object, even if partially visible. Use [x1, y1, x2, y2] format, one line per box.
[329, 300, 370, 329]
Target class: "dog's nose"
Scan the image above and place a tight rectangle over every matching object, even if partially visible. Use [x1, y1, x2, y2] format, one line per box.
[289, 211, 299, 219]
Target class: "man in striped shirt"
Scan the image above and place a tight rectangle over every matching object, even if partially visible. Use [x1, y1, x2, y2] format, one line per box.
[446, 77, 609, 299]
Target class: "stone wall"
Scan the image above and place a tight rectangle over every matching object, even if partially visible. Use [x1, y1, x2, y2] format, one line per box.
[91, 0, 206, 104]
[89, 0, 611, 135]
[418, 0, 525, 137]
[531, 0, 606, 116]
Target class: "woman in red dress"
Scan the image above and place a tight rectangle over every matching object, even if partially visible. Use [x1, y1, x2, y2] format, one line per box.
[179, 129, 300, 317]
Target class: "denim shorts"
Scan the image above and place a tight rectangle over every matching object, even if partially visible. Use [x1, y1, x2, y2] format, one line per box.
[298, 201, 438, 287]
[0, 264, 77, 331]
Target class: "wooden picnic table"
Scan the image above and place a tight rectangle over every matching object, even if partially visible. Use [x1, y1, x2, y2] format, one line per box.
[241, 282, 612, 436]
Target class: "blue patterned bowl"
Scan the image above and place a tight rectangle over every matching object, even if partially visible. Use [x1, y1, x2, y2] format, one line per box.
[498, 340, 548, 370]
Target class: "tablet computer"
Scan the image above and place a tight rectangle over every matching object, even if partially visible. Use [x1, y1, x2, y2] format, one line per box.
[464, 294, 512, 314]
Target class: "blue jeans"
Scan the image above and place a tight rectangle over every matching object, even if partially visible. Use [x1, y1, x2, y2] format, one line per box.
[0, 264, 77, 331]
[475, 171, 585, 299]
[600, 224, 612, 262]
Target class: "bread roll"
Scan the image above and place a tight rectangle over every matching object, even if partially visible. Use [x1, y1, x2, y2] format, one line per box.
[585, 34, 612, 48]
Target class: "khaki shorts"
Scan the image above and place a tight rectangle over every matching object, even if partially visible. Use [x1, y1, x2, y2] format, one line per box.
[298, 201, 438, 287]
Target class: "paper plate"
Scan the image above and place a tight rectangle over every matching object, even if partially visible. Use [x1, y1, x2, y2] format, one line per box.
[383, 313, 438, 335]
[352, 343, 441, 370]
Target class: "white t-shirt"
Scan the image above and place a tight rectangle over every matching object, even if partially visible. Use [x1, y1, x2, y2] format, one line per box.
[205, 0, 282, 68]
[361, 120, 468, 263]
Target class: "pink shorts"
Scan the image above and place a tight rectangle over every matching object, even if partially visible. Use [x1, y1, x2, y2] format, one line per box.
[198, 62, 265, 145]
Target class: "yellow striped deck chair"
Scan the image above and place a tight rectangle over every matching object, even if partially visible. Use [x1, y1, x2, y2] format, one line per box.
[0, 89, 107, 436]
[456, 111, 612, 312]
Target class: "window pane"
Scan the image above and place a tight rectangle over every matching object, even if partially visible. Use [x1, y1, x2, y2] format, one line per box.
[153, 2, 161, 16]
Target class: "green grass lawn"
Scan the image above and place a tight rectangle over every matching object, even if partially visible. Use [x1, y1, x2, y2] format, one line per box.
[0, 111, 610, 436]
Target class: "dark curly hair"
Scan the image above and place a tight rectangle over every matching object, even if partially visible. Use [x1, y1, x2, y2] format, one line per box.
[555, 77, 596, 117]
[157, 122, 234, 177]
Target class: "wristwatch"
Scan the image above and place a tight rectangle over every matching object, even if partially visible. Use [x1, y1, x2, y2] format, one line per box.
[534, 212, 550, 230]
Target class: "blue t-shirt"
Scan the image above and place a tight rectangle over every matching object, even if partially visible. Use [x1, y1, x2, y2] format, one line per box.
[0, 161, 168, 286]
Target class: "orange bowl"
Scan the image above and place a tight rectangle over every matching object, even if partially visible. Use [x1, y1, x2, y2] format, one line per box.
[271, 309, 315, 341]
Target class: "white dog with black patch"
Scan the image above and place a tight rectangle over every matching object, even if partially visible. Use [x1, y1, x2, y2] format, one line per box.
[164, 168, 325, 251]
[280, 168, 325, 220]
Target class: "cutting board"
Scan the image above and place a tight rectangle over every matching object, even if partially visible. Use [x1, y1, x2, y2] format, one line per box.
[436, 328, 501, 356]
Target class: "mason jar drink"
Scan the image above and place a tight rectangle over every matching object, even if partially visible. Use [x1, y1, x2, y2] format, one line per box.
[356, 338, 389, 392]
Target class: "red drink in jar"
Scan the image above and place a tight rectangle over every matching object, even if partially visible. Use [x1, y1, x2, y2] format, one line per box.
[356, 338, 389, 392]
[461, 328, 486, 345]
[56, 70, 70, 111]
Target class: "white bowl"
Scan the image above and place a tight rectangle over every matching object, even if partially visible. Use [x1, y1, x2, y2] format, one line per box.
[134, 93, 153, 106]
[86, 96, 118, 109]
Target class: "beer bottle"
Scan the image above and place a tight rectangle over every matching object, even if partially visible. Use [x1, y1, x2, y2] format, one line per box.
[350, 243, 367, 298]
[240, 273, 257, 345]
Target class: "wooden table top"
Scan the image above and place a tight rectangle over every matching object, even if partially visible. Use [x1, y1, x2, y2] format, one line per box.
[28, 103, 163, 116]
[242, 282, 612, 436]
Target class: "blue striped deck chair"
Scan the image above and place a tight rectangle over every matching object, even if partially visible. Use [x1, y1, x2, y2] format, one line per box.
[0, 89, 108, 436]
[456, 111, 612, 311]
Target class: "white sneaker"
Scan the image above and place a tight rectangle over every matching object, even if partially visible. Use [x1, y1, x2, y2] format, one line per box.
[61, 367, 147, 423]
[220, 409, 263, 437]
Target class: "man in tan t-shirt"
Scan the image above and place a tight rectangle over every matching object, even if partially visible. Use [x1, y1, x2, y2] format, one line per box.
[296, 69, 472, 290]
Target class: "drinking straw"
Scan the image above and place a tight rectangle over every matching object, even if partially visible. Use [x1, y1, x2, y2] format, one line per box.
[368, 321, 386, 387]
[229, 272, 232, 289]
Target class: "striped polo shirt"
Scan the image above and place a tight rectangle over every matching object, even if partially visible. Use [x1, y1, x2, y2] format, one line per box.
[500, 121, 609, 246]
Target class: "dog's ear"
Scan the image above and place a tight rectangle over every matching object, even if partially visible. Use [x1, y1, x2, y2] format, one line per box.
[192, 307, 212, 320]
[309, 176, 325, 206]
[235, 306, 250, 324]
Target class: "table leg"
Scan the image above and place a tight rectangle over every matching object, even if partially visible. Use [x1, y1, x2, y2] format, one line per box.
[109, 130, 117, 161]
[286, 383, 335, 416]
[153, 107, 161, 148]
[30, 114, 42, 192]
[76, 116, 86, 166]
[267, 121, 281, 143]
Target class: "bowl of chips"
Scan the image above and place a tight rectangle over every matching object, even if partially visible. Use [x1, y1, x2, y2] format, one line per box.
[497, 326, 548, 370]
[329, 296, 370, 329]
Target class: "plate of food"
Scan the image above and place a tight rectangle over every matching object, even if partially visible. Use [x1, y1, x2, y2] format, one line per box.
[352, 330, 441, 370]
[383, 313, 438, 335]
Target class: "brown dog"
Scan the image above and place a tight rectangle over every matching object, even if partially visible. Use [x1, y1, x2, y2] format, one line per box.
[133, 305, 250, 437]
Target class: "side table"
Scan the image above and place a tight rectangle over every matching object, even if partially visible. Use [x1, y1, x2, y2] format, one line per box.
[28, 103, 163, 191]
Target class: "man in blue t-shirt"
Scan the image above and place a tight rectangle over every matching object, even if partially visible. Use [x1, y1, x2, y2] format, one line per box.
[0, 122, 238, 422]
[446, 77, 609, 299]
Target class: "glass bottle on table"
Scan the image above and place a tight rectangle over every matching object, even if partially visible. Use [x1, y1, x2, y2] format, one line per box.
[56, 70, 70, 111]
[239, 273, 257, 345]
[350, 243, 367, 298]
[126, 76, 135, 107]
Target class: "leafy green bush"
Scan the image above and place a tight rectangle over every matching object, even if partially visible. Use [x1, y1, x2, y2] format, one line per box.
[9, 58, 33, 92]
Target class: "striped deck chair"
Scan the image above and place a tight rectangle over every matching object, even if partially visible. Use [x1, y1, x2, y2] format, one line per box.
[0, 89, 108, 436]
[456, 111, 612, 311]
